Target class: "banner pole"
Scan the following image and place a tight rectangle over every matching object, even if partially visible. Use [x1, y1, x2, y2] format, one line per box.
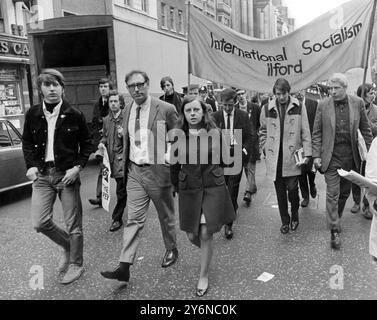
[361, 0, 377, 98]
[187, 0, 191, 95]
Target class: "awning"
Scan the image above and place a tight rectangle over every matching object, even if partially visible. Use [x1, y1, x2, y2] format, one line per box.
[0, 56, 30, 64]
[27, 15, 113, 35]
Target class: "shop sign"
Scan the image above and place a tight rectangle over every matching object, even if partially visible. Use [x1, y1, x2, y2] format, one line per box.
[0, 40, 30, 57]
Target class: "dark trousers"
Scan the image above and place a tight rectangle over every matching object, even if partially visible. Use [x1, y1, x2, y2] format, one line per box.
[96, 165, 102, 199]
[274, 175, 300, 226]
[112, 177, 127, 222]
[298, 163, 316, 199]
[324, 164, 354, 231]
[352, 161, 369, 207]
[224, 171, 243, 228]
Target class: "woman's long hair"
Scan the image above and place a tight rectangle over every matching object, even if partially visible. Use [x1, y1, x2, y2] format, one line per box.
[175, 96, 218, 134]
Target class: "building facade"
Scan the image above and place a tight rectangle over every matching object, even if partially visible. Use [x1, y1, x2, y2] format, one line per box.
[0, 0, 33, 131]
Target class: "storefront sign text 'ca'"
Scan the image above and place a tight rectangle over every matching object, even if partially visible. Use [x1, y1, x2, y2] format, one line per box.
[0, 40, 30, 57]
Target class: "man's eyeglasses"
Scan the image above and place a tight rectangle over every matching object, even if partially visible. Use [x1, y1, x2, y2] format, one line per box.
[127, 82, 146, 90]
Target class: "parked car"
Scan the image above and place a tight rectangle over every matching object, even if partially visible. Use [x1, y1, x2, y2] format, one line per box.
[0, 118, 31, 193]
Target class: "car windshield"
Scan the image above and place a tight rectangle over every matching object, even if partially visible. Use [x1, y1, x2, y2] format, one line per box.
[0, 120, 22, 147]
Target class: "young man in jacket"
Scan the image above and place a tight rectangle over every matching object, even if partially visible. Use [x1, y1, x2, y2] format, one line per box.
[89, 78, 112, 207]
[260, 78, 312, 234]
[212, 88, 253, 239]
[97, 90, 127, 232]
[235, 89, 260, 205]
[22, 69, 92, 284]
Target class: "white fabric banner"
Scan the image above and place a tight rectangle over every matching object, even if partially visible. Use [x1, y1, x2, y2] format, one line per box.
[189, 0, 374, 92]
[101, 148, 111, 212]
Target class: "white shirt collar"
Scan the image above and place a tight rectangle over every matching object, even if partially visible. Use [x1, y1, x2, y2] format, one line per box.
[112, 109, 122, 119]
[135, 95, 151, 109]
[223, 108, 235, 118]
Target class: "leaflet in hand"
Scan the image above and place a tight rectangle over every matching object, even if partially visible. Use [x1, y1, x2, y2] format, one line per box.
[337, 169, 377, 194]
[294, 148, 305, 166]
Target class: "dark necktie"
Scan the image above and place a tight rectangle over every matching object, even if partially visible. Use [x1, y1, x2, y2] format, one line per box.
[135, 106, 141, 147]
[227, 113, 231, 131]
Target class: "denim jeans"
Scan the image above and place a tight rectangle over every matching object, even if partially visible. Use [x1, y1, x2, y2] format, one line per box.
[31, 168, 83, 266]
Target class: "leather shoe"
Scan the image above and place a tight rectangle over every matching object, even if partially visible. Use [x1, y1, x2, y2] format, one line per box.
[89, 198, 102, 206]
[330, 230, 341, 250]
[196, 285, 209, 297]
[280, 224, 289, 234]
[290, 220, 299, 231]
[350, 203, 360, 213]
[310, 186, 317, 198]
[100, 265, 130, 282]
[224, 225, 233, 239]
[301, 198, 309, 207]
[243, 191, 251, 205]
[161, 248, 178, 268]
[363, 207, 373, 220]
[109, 220, 123, 232]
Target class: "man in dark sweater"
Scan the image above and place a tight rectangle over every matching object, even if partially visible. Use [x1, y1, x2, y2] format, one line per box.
[159, 76, 182, 114]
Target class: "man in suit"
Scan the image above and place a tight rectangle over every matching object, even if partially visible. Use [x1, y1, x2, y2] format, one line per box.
[260, 79, 312, 235]
[211, 88, 253, 239]
[295, 91, 319, 207]
[97, 90, 127, 232]
[100, 70, 179, 282]
[89, 78, 112, 207]
[312, 73, 373, 250]
[235, 89, 260, 205]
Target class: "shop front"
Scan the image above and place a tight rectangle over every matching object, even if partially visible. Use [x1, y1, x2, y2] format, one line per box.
[0, 35, 31, 132]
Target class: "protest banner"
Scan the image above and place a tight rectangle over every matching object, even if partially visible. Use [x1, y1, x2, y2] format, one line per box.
[188, 0, 375, 92]
[102, 148, 111, 212]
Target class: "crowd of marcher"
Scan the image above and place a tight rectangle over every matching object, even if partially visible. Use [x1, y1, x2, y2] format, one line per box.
[21, 68, 377, 296]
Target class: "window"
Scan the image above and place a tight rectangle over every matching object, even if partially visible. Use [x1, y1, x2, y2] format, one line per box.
[178, 10, 183, 33]
[169, 7, 175, 31]
[0, 3, 4, 33]
[126, 0, 147, 13]
[141, 0, 147, 12]
[161, 3, 167, 28]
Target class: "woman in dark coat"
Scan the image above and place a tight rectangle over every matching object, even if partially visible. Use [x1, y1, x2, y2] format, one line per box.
[170, 96, 235, 297]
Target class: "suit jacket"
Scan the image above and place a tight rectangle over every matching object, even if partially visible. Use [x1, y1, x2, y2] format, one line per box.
[312, 95, 373, 172]
[211, 108, 253, 166]
[122, 96, 178, 187]
[235, 101, 260, 161]
[304, 98, 318, 134]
